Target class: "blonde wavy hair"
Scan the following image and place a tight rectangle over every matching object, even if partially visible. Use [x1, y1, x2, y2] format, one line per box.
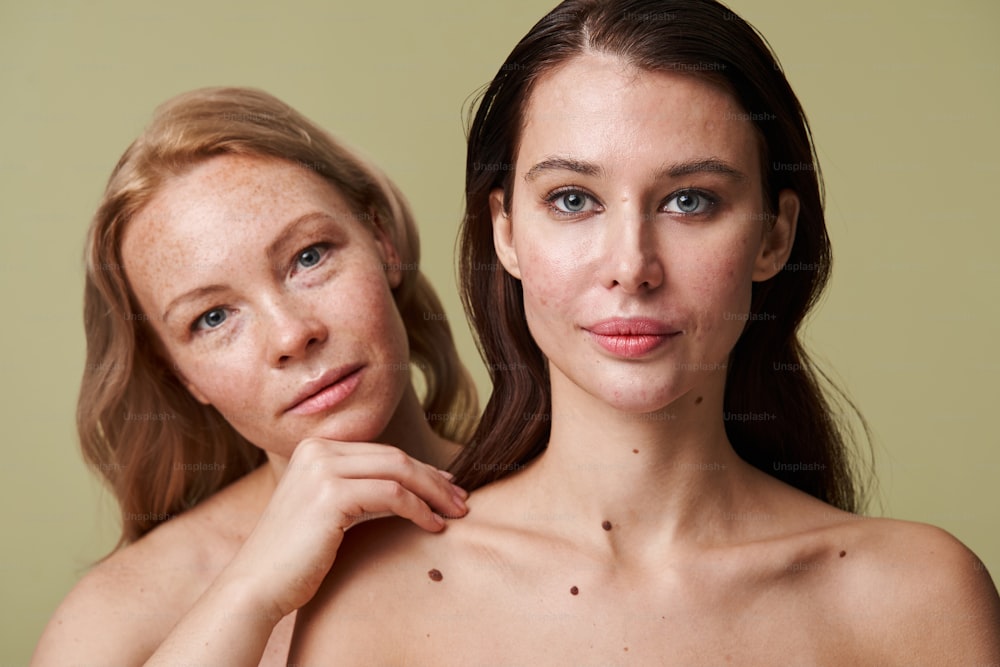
[80, 87, 478, 549]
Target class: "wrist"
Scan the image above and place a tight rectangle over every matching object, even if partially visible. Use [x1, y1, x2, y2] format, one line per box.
[208, 566, 286, 630]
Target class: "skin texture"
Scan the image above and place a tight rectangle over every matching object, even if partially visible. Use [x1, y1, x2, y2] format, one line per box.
[31, 155, 469, 667]
[290, 54, 1000, 665]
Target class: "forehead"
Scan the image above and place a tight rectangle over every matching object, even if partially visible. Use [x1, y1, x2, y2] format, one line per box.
[519, 53, 759, 174]
[134, 153, 353, 235]
[120, 154, 358, 312]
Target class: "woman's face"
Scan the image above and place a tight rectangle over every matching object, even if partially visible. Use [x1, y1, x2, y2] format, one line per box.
[492, 53, 797, 414]
[122, 154, 411, 457]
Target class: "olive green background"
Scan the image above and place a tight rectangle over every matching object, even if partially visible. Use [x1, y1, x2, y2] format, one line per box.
[1, 0, 997, 662]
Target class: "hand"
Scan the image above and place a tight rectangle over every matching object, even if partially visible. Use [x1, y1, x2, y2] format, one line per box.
[216, 438, 468, 619]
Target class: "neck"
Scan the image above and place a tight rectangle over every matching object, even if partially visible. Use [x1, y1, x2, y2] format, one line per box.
[378, 384, 459, 469]
[518, 368, 757, 554]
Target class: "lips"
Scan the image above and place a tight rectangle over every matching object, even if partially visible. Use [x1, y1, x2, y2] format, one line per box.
[284, 364, 364, 415]
[584, 318, 681, 358]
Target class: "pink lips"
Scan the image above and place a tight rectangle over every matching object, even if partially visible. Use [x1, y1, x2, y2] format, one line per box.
[585, 318, 680, 358]
[284, 365, 364, 416]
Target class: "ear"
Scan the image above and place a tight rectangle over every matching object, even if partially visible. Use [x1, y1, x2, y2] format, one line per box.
[490, 188, 521, 280]
[752, 189, 799, 281]
[372, 219, 403, 289]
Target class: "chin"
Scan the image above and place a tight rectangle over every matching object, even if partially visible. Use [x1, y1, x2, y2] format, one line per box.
[263, 407, 395, 452]
[586, 383, 688, 416]
[310, 412, 394, 444]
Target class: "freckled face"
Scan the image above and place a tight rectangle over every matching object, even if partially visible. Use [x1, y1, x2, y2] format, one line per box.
[122, 154, 410, 457]
[492, 53, 794, 413]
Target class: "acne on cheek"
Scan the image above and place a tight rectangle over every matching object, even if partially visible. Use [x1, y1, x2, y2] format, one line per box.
[522, 278, 570, 318]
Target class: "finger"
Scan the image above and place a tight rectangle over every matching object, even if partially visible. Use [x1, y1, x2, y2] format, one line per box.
[323, 451, 468, 518]
[436, 470, 469, 500]
[341, 508, 394, 528]
[289, 438, 396, 464]
[342, 479, 449, 533]
[291, 441, 467, 502]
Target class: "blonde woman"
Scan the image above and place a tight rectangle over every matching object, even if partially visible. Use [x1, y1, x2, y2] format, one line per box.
[32, 87, 476, 666]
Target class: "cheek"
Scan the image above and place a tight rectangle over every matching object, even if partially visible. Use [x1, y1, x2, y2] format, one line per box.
[178, 348, 261, 412]
[672, 231, 758, 330]
[324, 267, 411, 380]
[350, 272, 408, 343]
[517, 242, 586, 331]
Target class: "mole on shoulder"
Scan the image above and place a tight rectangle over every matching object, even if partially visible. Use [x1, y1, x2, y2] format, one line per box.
[839, 550, 847, 558]
[428, 568, 443, 581]
[602, 520, 612, 531]
[632, 448, 639, 454]
[570, 585, 579, 595]
[695, 396, 703, 404]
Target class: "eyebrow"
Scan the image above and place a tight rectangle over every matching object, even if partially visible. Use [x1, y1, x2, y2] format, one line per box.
[161, 211, 336, 324]
[523, 155, 747, 183]
[264, 211, 336, 267]
[658, 157, 747, 182]
[524, 157, 605, 182]
[162, 285, 229, 325]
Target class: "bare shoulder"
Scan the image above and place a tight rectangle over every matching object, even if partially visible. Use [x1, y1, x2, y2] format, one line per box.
[31, 508, 226, 665]
[291, 516, 461, 664]
[728, 472, 999, 663]
[827, 516, 1000, 664]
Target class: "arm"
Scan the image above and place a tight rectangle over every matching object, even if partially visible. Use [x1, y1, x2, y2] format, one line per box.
[145, 439, 467, 666]
[32, 438, 467, 667]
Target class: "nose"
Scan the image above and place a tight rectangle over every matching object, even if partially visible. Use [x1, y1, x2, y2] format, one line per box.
[265, 296, 328, 367]
[597, 207, 664, 293]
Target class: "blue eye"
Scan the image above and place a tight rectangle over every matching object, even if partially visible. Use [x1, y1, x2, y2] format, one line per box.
[664, 190, 716, 215]
[547, 189, 597, 215]
[296, 245, 324, 269]
[193, 308, 227, 331]
[559, 192, 586, 212]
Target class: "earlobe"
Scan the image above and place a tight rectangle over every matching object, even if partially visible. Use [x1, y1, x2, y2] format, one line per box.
[490, 189, 521, 280]
[752, 189, 799, 281]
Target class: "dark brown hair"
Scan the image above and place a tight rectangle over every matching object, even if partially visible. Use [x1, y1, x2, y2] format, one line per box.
[452, 0, 870, 511]
[81, 87, 478, 548]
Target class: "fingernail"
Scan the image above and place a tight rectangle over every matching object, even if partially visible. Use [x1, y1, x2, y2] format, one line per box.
[432, 512, 446, 527]
[437, 469, 455, 480]
[452, 493, 468, 513]
[451, 483, 469, 500]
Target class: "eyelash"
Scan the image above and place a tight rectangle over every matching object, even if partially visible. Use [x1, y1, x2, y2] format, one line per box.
[189, 242, 333, 334]
[543, 187, 719, 218]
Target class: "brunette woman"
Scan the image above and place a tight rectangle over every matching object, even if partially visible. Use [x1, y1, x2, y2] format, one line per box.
[291, 1, 1000, 663]
[32, 87, 475, 666]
